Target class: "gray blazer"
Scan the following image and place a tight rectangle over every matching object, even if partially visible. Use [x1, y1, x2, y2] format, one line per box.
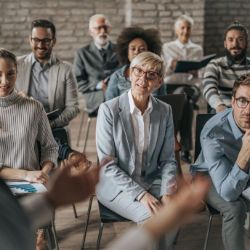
[96, 93, 177, 202]
[16, 53, 79, 128]
[73, 41, 119, 113]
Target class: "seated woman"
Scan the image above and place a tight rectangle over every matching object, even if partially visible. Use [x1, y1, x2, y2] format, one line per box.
[105, 26, 166, 100]
[96, 52, 177, 249]
[0, 48, 58, 184]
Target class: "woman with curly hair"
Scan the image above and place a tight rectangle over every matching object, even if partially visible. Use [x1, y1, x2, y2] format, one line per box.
[105, 26, 166, 100]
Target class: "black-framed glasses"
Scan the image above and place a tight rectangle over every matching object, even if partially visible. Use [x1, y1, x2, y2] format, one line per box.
[235, 97, 250, 108]
[132, 66, 159, 80]
[92, 25, 110, 32]
[31, 37, 53, 45]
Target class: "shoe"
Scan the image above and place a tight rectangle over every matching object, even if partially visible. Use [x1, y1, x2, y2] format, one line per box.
[181, 151, 192, 164]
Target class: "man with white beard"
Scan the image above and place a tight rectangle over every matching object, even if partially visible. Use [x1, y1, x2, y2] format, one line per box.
[73, 14, 119, 114]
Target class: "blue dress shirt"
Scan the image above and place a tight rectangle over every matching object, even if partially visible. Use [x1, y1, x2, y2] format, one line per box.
[192, 109, 250, 201]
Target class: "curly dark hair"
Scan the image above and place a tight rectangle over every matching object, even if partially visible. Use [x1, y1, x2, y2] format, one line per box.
[116, 26, 162, 65]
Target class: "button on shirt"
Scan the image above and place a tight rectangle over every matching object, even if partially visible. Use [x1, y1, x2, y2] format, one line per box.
[128, 90, 152, 190]
[192, 109, 250, 201]
[29, 55, 51, 112]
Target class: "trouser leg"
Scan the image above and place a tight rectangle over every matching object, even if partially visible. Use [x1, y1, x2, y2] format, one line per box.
[206, 185, 247, 250]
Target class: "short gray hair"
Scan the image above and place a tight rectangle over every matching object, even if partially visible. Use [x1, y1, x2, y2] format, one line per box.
[174, 14, 194, 30]
[130, 51, 165, 78]
[89, 14, 111, 29]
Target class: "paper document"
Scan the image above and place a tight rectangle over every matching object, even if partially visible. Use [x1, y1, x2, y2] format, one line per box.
[174, 54, 216, 73]
[6, 181, 47, 195]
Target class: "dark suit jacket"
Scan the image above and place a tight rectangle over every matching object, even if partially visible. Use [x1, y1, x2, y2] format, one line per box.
[73, 41, 119, 113]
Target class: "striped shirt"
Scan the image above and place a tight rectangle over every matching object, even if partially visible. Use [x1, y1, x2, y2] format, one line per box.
[0, 90, 58, 170]
[203, 56, 250, 109]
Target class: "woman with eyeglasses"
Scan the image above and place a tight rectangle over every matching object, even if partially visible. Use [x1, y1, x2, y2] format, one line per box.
[96, 52, 178, 250]
[105, 26, 166, 100]
[0, 48, 58, 184]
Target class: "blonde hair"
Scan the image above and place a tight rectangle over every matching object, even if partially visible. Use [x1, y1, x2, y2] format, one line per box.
[130, 51, 165, 78]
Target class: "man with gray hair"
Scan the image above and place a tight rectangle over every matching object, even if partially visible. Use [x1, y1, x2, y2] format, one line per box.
[74, 14, 119, 114]
[163, 14, 203, 163]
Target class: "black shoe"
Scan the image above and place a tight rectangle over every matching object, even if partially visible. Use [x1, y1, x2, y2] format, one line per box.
[181, 151, 192, 164]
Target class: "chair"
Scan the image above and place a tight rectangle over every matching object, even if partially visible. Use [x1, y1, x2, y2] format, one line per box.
[81, 196, 130, 250]
[157, 94, 186, 175]
[193, 114, 219, 250]
[76, 110, 98, 152]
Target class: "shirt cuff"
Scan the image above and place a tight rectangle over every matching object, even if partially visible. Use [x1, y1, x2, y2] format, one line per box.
[96, 81, 103, 90]
[136, 191, 147, 201]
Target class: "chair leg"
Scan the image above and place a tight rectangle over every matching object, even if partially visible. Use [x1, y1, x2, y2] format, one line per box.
[76, 111, 86, 147]
[81, 196, 94, 250]
[96, 222, 104, 250]
[82, 117, 91, 153]
[72, 203, 78, 218]
[45, 224, 58, 250]
[203, 214, 213, 250]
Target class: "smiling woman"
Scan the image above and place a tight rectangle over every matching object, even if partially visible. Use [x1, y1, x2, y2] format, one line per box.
[0, 48, 58, 183]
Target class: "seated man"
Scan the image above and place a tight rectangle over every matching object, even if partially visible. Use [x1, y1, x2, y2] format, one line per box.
[96, 52, 177, 249]
[203, 21, 250, 113]
[192, 73, 250, 250]
[163, 14, 203, 163]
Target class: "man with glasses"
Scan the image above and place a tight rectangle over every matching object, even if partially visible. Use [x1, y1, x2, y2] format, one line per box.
[192, 74, 250, 250]
[16, 19, 79, 130]
[203, 21, 250, 113]
[73, 14, 119, 114]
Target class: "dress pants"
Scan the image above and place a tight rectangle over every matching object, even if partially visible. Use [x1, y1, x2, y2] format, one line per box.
[98, 182, 178, 250]
[207, 184, 250, 250]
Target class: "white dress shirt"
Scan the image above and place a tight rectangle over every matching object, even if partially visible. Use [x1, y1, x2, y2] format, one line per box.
[163, 39, 203, 84]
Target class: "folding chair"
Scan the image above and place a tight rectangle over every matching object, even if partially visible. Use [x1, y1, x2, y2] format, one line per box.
[193, 114, 220, 250]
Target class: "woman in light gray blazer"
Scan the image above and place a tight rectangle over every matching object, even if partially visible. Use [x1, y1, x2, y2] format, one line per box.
[96, 52, 177, 249]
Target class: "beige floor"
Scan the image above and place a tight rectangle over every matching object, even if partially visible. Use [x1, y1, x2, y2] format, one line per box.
[54, 108, 250, 250]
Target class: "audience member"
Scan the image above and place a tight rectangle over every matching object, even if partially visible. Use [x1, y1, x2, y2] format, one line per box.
[192, 73, 250, 250]
[203, 21, 250, 113]
[16, 19, 79, 130]
[105, 26, 165, 100]
[0, 48, 58, 183]
[96, 52, 177, 249]
[73, 14, 119, 114]
[163, 14, 203, 163]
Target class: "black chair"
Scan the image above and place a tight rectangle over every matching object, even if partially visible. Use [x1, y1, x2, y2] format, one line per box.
[81, 196, 130, 250]
[157, 94, 186, 175]
[193, 114, 220, 250]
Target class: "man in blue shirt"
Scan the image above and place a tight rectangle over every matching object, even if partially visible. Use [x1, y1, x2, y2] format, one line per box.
[192, 73, 250, 250]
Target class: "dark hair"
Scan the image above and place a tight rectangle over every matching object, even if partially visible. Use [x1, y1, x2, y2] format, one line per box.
[0, 48, 17, 68]
[116, 26, 162, 65]
[31, 19, 56, 38]
[232, 73, 250, 96]
[224, 20, 248, 42]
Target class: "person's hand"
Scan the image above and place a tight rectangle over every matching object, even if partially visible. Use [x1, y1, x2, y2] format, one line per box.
[25, 170, 49, 184]
[216, 104, 227, 113]
[140, 192, 161, 214]
[160, 194, 174, 206]
[46, 163, 100, 208]
[102, 79, 108, 92]
[143, 174, 210, 239]
[188, 70, 198, 78]
[236, 129, 250, 172]
[170, 59, 178, 71]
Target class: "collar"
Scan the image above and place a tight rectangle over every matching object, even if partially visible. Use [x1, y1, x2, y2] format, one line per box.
[128, 89, 152, 115]
[31, 53, 53, 68]
[228, 109, 244, 140]
[94, 41, 110, 51]
[175, 39, 194, 49]
[0, 90, 22, 107]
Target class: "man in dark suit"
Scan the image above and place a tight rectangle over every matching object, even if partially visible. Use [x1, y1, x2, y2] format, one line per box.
[73, 14, 119, 114]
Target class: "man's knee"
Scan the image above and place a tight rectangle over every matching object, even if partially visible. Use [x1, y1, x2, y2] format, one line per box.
[222, 200, 247, 223]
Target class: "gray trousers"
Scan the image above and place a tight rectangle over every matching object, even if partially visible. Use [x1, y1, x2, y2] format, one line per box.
[207, 185, 250, 250]
[98, 183, 178, 250]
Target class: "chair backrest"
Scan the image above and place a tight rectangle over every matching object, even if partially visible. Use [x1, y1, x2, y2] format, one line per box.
[194, 113, 214, 161]
[156, 94, 186, 132]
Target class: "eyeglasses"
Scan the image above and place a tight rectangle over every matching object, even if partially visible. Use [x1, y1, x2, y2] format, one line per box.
[235, 97, 250, 108]
[132, 66, 159, 80]
[31, 37, 53, 45]
[92, 25, 110, 32]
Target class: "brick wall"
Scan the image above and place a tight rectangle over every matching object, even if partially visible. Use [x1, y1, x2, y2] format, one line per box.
[204, 0, 250, 56]
[0, 0, 204, 63]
